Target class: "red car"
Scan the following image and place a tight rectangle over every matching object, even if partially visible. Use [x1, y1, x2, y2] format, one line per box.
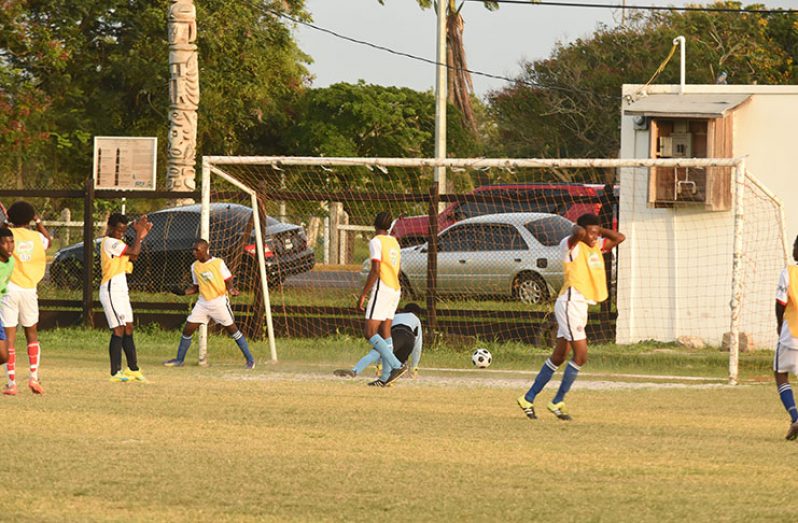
[392, 184, 615, 247]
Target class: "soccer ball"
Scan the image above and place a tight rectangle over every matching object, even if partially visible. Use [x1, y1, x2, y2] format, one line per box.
[471, 348, 492, 368]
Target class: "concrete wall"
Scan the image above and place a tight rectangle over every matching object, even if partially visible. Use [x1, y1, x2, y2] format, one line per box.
[616, 84, 795, 347]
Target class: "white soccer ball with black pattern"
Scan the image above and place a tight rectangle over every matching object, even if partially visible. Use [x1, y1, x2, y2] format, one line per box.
[471, 348, 492, 368]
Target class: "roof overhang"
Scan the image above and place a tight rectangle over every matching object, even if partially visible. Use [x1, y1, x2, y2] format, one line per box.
[624, 93, 752, 118]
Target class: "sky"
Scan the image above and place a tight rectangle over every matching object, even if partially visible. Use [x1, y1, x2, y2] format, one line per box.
[295, 0, 797, 96]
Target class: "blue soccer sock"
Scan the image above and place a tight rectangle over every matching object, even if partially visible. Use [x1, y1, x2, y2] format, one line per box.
[778, 383, 798, 422]
[524, 358, 558, 403]
[379, 337, 396, 381]
[369, 334, 401, 373]
[176, 335, 193, 362]
[231, 330, 254, 363]
[552, 361, 581, 404]
[353, 350, 380, 375]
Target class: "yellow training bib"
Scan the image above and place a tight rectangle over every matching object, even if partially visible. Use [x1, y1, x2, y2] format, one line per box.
[193, 258, 229, 301]
[559, 240, 608, 303]
[9, 228, 47, 289]
[785, 266, 798, 338]
[100, 237, 133, 285]
[375, 235, 401, 291]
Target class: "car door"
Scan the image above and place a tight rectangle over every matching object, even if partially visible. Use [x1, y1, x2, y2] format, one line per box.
[434, 224, 477, 295]
[461, 223, 529, 295]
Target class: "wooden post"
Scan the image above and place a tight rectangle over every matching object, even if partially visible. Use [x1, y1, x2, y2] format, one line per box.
[82, 176, 95, 327]
[426, 183, 439, 332]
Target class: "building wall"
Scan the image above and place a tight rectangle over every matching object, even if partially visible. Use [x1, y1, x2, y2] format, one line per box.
[616, 84, 795, 347]
[732, 94, 798, 239]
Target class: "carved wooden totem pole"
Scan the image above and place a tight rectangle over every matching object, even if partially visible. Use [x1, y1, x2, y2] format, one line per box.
[167, 0, 199, 198]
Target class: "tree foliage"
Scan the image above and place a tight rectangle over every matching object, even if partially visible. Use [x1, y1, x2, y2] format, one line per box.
[0, 0, 310, 189]
[487, 1, 798, 161]
[284, 81, 481, 193]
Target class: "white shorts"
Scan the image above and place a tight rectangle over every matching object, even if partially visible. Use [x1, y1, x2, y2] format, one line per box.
[555, 294, 588, 342]
[365, 283, 401, 322]
[99, 286, 133, 329]
[187, 297, 235, 327]
[774, 343, 798, 375]
[0, 285, 39, 328]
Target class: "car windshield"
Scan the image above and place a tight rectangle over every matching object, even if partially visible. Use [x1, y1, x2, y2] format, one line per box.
[524, 215, 573, 247]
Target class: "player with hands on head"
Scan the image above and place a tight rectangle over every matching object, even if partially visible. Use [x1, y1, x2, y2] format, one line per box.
[99, 213, 152, 383]
[517, 213, 625, 421]
[163, 239, 254, 369]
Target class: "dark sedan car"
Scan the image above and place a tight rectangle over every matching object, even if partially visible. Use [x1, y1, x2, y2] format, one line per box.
[50, 203, 315, 290]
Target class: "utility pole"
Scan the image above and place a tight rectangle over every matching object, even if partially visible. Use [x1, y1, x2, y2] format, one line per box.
[434, 0, 447, 210]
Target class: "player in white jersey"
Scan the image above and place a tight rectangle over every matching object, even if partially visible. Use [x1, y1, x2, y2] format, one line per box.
[1, 201, 51, 395]
[517, 213, 625, 421]
[775, 236, 798, 440]
[355, 212, 407, 387]
[99, 213, 152, 383]
[163, 239, 254, 369]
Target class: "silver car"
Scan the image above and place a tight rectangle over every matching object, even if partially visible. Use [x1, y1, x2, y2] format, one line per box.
[362, 213, 573, 304]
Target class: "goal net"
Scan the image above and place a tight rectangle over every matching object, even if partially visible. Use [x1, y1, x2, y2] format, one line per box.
[203, 156, 786, 383]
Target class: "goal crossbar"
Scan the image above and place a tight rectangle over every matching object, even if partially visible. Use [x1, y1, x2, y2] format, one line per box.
[204, 156, 744, 169]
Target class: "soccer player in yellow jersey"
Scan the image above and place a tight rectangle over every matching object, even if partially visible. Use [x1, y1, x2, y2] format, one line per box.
[0, 228, 15, 366]
[163, 239, 255, 368]
[356, 211, 407, 387]
[775, 236, 798, 440]
[99, 213, 152, 382]
[518, 213, 625, 421]
[1, 201, 51, 395]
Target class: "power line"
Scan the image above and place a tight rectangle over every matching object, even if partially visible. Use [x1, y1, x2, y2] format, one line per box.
[466, 0, 798, 15]
[270, 9, 610, 98]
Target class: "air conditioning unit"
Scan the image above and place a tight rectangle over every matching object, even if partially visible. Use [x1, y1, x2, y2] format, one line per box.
[671, 132, 692, 158]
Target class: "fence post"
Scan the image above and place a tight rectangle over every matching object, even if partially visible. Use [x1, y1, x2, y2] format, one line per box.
[426, 183, 439, 332]
[61, 208, 71, 244]
[82, 176, 95, 327]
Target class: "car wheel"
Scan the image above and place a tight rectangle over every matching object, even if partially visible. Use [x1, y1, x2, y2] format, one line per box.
[514, 272, 549, 305]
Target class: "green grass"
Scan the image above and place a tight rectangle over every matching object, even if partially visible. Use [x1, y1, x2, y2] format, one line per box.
[0, 328, 791, 521]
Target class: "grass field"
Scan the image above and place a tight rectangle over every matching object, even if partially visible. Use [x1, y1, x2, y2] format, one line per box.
[0, 328, 794, 522]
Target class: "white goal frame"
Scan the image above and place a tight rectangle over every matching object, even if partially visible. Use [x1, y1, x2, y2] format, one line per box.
[202, 155, 780, 384]
[197, 157, 278, 364]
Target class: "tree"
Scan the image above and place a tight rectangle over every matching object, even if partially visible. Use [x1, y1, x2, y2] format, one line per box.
[285, 81, 480, 189]
[382, 0, 500, 134]
[0, 0, 311, 190]
[487, 1, 798, 164]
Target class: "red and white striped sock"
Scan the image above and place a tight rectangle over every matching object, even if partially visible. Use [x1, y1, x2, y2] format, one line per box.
[28, 342, 40, 381]
[5, 346, 16, 385]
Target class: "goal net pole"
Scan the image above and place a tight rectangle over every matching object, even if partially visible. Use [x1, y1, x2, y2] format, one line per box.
[198, 159, 210, 366]
[728, 159, 745, 385]
[206, 163, 278, 362]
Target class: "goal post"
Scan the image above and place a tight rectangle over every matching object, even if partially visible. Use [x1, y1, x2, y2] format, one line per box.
[200, 155, 785, 384]
[198, 157, 278, 364]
